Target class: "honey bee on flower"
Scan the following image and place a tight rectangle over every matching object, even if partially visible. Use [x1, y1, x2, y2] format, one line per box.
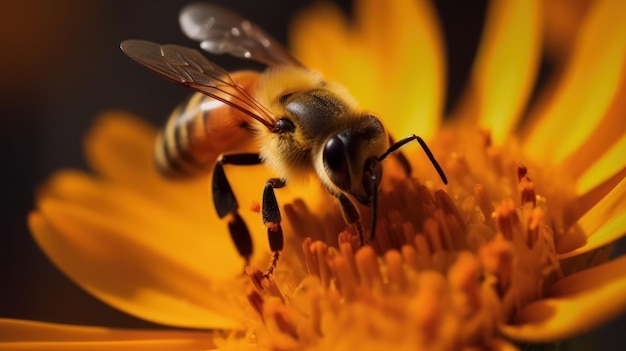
[121, 3, 447, 275]
[3, 0, 624, 350]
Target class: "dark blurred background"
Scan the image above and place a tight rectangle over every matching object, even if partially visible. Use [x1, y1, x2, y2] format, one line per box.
[0, 0, 622, 349]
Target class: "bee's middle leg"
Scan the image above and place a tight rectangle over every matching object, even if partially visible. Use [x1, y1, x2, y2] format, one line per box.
[262, 178, 287, 276]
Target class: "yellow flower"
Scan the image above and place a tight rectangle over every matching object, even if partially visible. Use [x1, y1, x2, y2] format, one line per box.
[3, 0, 626, 350]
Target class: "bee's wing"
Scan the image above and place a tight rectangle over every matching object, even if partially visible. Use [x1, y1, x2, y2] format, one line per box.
[179, 3, 302, 67]
[121, 40, 276, 130]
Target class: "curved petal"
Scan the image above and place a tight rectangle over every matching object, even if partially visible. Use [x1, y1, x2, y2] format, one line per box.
[0, 318, 216, 350]
[575, 133, 626, 197]
[522, 0, 626, 165]
[488, 339, 520, 351]
[558, 177, 626, 258]
[354, 0, 445, 139]
[36, 170, 244, 274]
[500, 256, 626, 343]
[472, 0, 542, 144]
[289, 2, 349, 78]
[290, 0, 445, 140]
[561, 58, 626, 183]
[83, 112, 210, 206]
[29, 202, 245, 329]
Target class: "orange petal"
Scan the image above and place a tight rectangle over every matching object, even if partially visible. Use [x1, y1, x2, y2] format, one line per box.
[488, 339, 520, 351]
[558, 177, 626, 258]
[0, 318, 216, 350]
[29, 201, 244, 329]
[522, 0, 626, 165]
[500, 255, 626, 342]
[473, 0, 542, 144]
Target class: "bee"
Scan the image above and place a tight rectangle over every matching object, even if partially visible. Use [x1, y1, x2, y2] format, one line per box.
[121, 3, 447, 275]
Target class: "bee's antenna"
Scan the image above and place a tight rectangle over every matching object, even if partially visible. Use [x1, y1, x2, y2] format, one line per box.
[363, 158, 383, 241]
[368, 169, 380, 241]
[378, 134, 448, 185]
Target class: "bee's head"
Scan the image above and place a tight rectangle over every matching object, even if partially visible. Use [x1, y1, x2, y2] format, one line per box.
[322, 115, 388, 205]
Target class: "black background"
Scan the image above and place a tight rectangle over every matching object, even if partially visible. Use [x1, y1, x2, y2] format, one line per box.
[0, 1, 622, 349]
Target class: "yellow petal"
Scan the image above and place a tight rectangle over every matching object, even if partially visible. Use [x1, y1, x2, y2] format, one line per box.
[290, 0, 444, 140]
[289, 2, 349, 77]
[473, 0, 542, 144]
[37, 170, 244, 270]
[559, 57, 626, 183]
[358, 0, 445, 139]
[0, 318, 216, 350]
[574, 131, 626, 197]
[500, 255, 626, 342]
[29, 201, 243, 329]
[523, 0, 626, 165]
[558, 177, 626, 258]
[83, 112, 215, 205]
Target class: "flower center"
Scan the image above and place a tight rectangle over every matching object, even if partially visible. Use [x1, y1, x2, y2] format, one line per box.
[240, 128, 563, 350]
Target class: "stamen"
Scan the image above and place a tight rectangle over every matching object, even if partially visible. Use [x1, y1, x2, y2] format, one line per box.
[338, 230, 359, 252]
[246, 286, 264, 318]
[448, 252, 481, 314]
[401, 244, 420, 271]
[517, 164, 528, 181]
[402, 222, 416, 248]
[302, 237, 317, 277]
[424, 218, 443, 252]
[339, 242, 359, 285]
[330, 255, 357, 300]
[519, 175, 536, 207]
[527, 208, 544, 248]
[264, 300, 299, 341]
[479, 237, 513, 296]
[414, 234, 432, 267]
[384, 250, 407, 291]
[311, 241, 331, 288]
[435, 189, 467, 234]
[493, 200, 520, 241]
[246, 266, 284, 300]
[355, 246, 383, 290]
[474, 184, 495, 227]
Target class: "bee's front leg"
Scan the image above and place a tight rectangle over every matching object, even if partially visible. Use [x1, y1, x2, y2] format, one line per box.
[325, 188, 365, 246]
[262, 178, 287, 277]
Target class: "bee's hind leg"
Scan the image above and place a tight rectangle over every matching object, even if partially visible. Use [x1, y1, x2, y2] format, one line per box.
[262, 178, 287, 277]
[212, 153, 262, 268]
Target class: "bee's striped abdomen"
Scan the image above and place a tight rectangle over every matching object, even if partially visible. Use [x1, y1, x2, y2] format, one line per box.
[154, 91, 257, 178]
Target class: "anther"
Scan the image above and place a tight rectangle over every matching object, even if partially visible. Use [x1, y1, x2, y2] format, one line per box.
[355, 246, 383, 290]
[519, 176, 536, 207]
[474, 184, 495, 227]
[246, 287, 264, 318]
[494, 200, 520, 241]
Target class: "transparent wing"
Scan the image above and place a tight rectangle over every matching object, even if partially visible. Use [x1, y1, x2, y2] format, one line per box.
[179, 3, 302, 67]
[121, 39, 276, 130]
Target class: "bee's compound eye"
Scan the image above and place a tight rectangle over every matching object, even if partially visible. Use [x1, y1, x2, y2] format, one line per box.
[323, 135, 351, 189]
[276, 118, 295, 133]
